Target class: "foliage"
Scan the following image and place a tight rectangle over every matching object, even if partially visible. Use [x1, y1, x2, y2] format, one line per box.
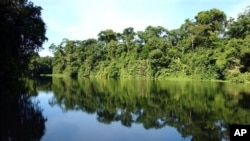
[28, 54, 53, 76]
[0, 0, 47, 80]
[227, 6, 250, 39]
[48, 7, 250, 82]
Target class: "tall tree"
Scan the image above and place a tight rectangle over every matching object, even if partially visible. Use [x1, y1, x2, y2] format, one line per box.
[98, 29, 118, 59]
[195, 8, 227, 32]
[227, 6, 250, 39]
[0, 0, 47, 80]
[122, 27, 136, 53]
[98, 29, 118, 43]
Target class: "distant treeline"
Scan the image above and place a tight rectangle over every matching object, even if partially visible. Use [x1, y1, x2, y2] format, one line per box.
[34, 7, 250, 82]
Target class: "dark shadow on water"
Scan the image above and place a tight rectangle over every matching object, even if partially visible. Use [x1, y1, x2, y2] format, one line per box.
[0, 79, 47, 141]
[6, 77, 250, 141]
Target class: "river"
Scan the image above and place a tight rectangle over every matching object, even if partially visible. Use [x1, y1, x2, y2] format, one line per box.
[1, 77, 250, 141]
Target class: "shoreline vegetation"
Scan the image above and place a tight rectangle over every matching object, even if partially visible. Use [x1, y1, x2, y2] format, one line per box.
[33, 7, 250, 83]
[39, 74, 250, 84]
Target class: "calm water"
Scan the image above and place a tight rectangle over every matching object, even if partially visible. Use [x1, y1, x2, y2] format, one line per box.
[1, 77, 250, 141]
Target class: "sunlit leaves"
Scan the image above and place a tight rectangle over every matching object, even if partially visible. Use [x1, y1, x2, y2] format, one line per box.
[49, 7, 250, 81]
[227, 6, 250, 39]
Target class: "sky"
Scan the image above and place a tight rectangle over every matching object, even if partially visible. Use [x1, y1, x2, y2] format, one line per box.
[33, 0, 250, 56]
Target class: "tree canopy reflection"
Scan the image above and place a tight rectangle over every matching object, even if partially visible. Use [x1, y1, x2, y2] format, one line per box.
[0, 79, 47, 141]
[49, 77, 250, 141]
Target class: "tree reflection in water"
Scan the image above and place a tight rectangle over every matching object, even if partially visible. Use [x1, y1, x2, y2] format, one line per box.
[49, 77, 250, 141]
[0, 79, 47, 141]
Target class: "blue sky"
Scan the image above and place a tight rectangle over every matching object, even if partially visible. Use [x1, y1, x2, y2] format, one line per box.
[33, 0, 250, 56]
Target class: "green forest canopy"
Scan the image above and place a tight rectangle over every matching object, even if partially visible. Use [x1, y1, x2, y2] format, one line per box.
[38, 7, 250, 82]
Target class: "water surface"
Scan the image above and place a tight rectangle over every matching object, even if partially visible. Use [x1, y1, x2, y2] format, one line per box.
[2, 77, 250, 141]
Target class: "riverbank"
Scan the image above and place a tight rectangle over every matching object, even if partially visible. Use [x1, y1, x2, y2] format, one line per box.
[40, 73, 250, 83]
